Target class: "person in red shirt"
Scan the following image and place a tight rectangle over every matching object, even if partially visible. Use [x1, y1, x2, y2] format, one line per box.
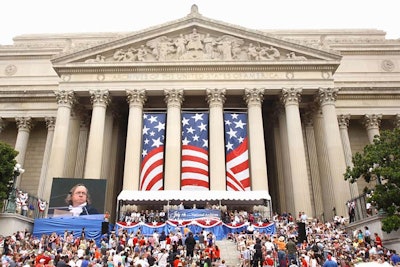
[374, 233, 383, 247]
[173, 255, 183, 267]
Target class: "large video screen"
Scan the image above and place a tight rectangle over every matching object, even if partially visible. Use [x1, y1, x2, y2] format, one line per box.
[49, 178, 106, 215]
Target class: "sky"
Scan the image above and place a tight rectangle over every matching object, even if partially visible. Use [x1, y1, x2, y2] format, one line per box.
[1, 0, 399, 45]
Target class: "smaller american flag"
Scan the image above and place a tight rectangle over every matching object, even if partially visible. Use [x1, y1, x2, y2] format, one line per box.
[140, 113, 166, 191]
[224, 112, 250, 191]
[181, 112, 209, 190]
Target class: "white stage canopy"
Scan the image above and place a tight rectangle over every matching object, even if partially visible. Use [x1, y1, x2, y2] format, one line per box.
[117, 190, 271, 206]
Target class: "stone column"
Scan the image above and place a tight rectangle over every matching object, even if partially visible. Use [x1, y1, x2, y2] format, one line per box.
[101, 109, 116, 179]
[394, 114, 400, 129]
[14, 117, 33, 187]
[63, 109, 81, 178]
[123, 89, 147, 190]
[164, 89, 184, 190]
[244, 88, 269, 191]
[338, 114, 358, 199]
[84, 89, 111, 179]
[0, 117, 8, 133]
[43, 90, 76, 202]
[207, 89, 226, 190]
[313, 109, 335, 221]
[318, 88, 351, 216]
[74, 117, 89, 178]
[363, 114, 382, 144]
[278, 108, 294, 214]
[37, 117, 55, 198]
[303, 111, 323, 218]
[280, 88, 312, 215]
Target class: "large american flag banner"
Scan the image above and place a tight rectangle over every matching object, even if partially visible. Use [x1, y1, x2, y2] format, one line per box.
[181, 112, 209, 190]
[224, 112, 250, 191]
[140, 113, 166, 191]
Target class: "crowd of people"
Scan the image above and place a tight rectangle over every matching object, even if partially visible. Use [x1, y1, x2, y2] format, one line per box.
[1, 210, 400, 267]
[231, 212, 400, 267]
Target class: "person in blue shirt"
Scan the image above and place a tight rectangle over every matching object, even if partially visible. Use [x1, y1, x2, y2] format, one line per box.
[323, 252, 338, 267]
[391, 250, 400, 265]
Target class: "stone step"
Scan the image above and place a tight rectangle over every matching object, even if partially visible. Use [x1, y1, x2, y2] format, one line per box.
[215, 239, 241, 267]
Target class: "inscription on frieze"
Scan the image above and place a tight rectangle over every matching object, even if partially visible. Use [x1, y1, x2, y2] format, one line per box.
[83, 28, 309, 63]
[105, 72, 282, 81]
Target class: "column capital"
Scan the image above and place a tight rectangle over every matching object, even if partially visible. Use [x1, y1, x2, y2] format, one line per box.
[244, 88, 264, 107]
[363, 114, 382, 130]
[318, 87, 339, 106]
[45, 117, 56, 130]
[206, 88, 226, 107]
[164, 89, 184, 107]
[54, 90, 76, 107]
[15, 117, 33, 132]
[89, 89, 111, 107]
[126, 89, 147, 107]
[338, 114, 351, 129]
[281, 87, 302, 106]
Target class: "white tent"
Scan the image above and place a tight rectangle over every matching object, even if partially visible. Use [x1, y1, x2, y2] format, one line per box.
[117, 190, 271, 206]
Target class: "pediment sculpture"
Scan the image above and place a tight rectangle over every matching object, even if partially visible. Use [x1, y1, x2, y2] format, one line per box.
[84, 28, 308, 63]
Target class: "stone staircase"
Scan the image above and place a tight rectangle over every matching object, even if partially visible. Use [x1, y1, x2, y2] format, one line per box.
[215, 239, 241, 267]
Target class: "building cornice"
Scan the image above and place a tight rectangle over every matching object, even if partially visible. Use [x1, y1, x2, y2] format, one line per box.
[53, 61, 340, 74]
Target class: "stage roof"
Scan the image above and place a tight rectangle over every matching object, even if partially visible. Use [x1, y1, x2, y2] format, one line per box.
[117, 190, 271, 206]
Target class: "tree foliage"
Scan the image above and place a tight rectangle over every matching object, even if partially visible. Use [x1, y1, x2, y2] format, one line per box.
[344, 128, 400, 233]
[0, 142, 18, 209]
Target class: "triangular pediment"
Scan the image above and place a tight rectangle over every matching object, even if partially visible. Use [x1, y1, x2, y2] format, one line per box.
[52, 5, 341, 68]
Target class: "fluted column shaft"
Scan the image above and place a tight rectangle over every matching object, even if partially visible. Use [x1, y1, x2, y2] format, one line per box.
[318, 88, 351, 216]
[37, 117, 55, 198]
[14, 117, 33, 187]
[304, 113, 323, 218]
[394, 114, 400, 129]
[364, 114, 382, 144]
[43, 90, 75, 203]
[84, 90, 111, 179]
[63, 110, 81, 177]
[273, 111, 286, 212]
[74, 119, 89, 178]
[123, 89, 147, 190]
[0, 118, 7, 133]
[313, 110, 335, 220]
[338, 114, 358, 198]
[207, 89, 226, 190]
[281, 88, 312, 216]
[164, 89, 184, 190]
[244, 88, 268, 191]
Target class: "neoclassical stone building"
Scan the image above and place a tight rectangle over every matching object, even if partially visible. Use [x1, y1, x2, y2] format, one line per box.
[1, 5, 400, 221]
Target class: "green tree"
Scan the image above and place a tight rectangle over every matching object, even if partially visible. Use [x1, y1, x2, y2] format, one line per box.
[344, 128, 400, 233]
[0, 142, 18, 209]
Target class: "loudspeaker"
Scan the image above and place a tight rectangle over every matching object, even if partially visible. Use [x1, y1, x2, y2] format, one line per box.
[297, 222, 306, 243]
[101, 222, 109, 234]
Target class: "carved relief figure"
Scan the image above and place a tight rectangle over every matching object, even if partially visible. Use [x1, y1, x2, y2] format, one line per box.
[147, 36, 175, 61]
[203, 33, 216, 59]
[259, 46, 280, 60]
[217, 38, 233, 60]
[186, 28, 203, 51]
[136, 45, 148, 61]
[85, 54, 106, 63]
[247, 43, 259, 60]
[113, 49, 127, 61]
[286, 52, 307, 60]
[174, 34, 188, 59]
